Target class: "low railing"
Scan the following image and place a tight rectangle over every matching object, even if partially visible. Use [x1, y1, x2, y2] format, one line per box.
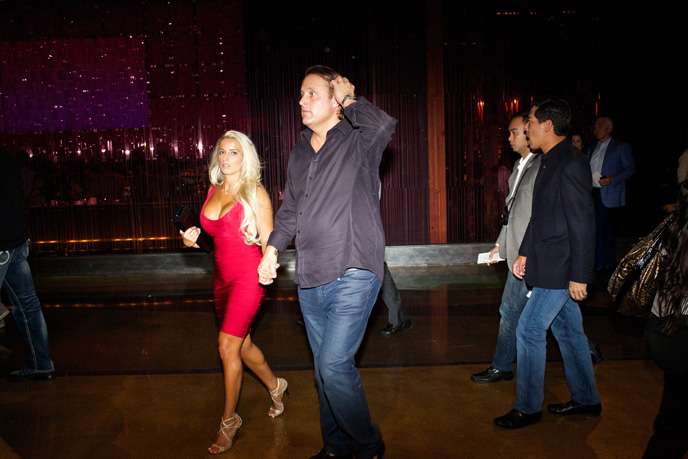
[26, 199, 207, 255]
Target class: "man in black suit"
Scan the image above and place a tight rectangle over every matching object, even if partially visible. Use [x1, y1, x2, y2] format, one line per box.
[494, 98, 601, 429]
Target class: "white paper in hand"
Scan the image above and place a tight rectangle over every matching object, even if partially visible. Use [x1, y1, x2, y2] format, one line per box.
[477, 252, 505, 264]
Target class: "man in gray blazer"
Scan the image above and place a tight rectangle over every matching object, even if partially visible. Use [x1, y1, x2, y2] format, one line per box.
[471, 113, 540, 383]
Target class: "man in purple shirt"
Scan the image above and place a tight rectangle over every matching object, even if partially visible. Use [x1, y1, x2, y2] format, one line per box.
[258, 66, 395, 459]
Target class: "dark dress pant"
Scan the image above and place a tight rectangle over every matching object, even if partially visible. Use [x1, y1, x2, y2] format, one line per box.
[643, 315, 688, 459]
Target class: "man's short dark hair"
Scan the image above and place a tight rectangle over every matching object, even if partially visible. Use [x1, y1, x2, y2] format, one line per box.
[512, 112, 529, 126]
[305, 65, 341, 97]
[532, 97, 571, 136]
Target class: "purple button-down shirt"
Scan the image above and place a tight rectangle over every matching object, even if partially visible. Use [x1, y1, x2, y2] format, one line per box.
[267, 97, 397, 288]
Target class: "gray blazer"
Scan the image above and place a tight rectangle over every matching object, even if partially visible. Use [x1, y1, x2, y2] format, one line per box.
[496, 153, 541, 271]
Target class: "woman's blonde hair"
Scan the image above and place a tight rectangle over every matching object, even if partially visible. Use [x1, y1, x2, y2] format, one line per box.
[208, 130, 263, 246]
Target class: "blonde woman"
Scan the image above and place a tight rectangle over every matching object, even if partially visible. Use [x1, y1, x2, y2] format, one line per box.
[181, 131, 288, 454]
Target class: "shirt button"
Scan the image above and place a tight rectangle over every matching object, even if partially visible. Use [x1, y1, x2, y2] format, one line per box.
[305, 194, 309, 197]
[299, 212, 302, 215]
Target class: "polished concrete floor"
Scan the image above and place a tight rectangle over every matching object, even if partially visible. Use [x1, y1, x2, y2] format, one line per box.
[0, 263, 661, 458]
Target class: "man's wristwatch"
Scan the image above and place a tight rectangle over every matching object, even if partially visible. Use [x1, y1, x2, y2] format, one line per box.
[341, 94, 357, 106]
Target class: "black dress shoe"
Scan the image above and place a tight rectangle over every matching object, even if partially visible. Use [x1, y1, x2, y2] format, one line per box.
[308, 448, 353, 459]
[7, 368, 55, 382]
[379, 319, 412, 335]
[471, 366, 514, 383]
[547, 399, 602, 416]
[590, 347, 603, 365]
[494, 409, 542, 429]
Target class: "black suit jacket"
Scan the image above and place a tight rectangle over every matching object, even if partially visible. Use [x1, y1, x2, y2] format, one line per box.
[519, 139, 595, 289]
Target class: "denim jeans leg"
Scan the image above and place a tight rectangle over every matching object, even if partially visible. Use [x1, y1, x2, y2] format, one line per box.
[299, 283, 351, 454]
[0, 250, 9, 299]
[514, 288, 569, 414]
[491, 273, 530, 372]
[2, 241, 54, 372]
[550, 297, 601, 405]
[298, 269, 382, 458]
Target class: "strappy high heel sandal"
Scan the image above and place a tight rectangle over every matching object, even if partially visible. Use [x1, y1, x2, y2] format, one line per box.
[268, 377, 290, 418]
[208, 413, 242, 455]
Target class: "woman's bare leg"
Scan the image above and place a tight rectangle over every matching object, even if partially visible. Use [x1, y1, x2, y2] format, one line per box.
[240, 333, 285, 414]
[209, 331, 245, 454]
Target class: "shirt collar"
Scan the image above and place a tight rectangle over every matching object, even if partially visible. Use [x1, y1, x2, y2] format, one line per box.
[300, 118, 352, 143]
[519, 152, 534, 165]
[540, 139, 568, 162]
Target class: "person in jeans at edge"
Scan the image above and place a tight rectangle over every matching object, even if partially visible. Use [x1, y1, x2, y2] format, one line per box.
[0, 146, 55, 382]
[258, 65, 395, 459]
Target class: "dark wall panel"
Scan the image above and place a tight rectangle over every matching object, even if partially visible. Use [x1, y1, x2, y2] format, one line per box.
[0, 1, 684, 254]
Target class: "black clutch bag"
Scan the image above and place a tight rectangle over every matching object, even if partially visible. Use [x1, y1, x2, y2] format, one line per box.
[172, 204, 214, 253]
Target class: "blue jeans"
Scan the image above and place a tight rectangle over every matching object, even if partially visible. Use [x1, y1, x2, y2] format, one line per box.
[0, 240, 54, 372]
[514, 287, 600, 414]
[491, 272, 530, 372]
[298, 269, 382, 459]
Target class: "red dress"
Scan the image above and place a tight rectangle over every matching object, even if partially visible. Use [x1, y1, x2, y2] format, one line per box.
[201, 187, 265, 337]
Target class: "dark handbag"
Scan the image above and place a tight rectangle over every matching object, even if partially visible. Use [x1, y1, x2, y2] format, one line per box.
[499, 196, 514, 226]
[608, 214, 673, 317]
[172, 204, 214, 253]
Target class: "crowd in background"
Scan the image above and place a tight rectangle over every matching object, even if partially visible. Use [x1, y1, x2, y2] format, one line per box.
[14, 146, 210, 208]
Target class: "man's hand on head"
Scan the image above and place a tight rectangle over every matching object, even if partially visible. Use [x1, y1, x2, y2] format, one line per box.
[331, 76, 356, 107]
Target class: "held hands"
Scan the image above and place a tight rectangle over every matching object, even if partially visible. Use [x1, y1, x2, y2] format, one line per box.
[180, 227, 201, 249]
[331, 76, 356, 107]
[258, 246, 279, 285]
[486, 246, 502, 265]
[512, 255, 526, 279]
[569, 281, 588, 301]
